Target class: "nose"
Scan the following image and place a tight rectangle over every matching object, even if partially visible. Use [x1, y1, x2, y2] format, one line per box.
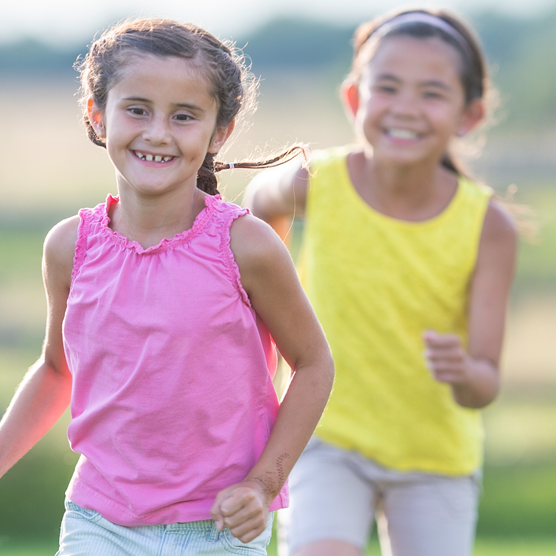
[143, 114, 171, 145]
[390, 91, 420, 119]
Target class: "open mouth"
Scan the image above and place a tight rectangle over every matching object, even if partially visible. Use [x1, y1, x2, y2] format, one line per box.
[385, 128, 421, 141]
[133, 151, 176, 163]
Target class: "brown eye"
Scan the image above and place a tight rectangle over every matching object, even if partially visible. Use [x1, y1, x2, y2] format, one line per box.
[374, 84, 396, 94]
[423, 91, 443, 99]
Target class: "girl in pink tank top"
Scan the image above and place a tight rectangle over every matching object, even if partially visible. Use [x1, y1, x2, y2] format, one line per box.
[0, 19, 333, 555]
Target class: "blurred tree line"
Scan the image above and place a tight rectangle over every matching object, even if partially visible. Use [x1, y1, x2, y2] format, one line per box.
[1, 9, 556, 130]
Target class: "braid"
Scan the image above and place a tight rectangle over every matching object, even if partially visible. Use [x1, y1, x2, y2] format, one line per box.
[197, 152, 220, 196]
[213, 145, 308, 176]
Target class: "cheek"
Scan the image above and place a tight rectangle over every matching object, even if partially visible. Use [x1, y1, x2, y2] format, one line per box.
[428, 104, 464, 133]
[358, 100, 387, 137]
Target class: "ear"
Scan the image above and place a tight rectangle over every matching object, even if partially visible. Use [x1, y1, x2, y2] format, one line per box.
[457, 98, 485, 137]
[87, 98, 106, 138]
[341, 80, 360, 123]
[208, 120, 236, 154]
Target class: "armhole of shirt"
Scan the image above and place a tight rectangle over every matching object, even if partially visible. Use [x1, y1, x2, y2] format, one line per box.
[306, 147, 351, 219]
[220, 205, 251, 307]
[467, 180, 494, 272]
[71, 208, 92, 285]
[305, 151, 327, 220]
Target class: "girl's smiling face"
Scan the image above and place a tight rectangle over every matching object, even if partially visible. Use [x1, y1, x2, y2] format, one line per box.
[88, 54, 232, 198]
[344, 35, 483, 168]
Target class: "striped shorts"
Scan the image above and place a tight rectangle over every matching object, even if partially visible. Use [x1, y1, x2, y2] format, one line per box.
[57, 499, 273, 555]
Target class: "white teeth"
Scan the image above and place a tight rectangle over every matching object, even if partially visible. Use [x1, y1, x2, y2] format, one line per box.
[387, 128, 419, 140]
[134, 151, 174, 162]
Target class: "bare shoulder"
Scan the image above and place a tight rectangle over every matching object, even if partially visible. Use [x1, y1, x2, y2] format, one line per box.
[230, 213, 297, 295]
[43, 215, 80, 288]
[244, 158, 310, 220]
[475, 198, 518, 277]
[230, 213, 290, 266]
[291, 164, 310, 201]
[481, 198, 518, 245]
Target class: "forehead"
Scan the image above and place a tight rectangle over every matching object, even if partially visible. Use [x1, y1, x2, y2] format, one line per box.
[365, 35, 462, 84]
[109, 53, 216, 104]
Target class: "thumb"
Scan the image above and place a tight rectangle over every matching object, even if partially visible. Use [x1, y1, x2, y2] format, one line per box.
[210, 492, 229, 531]
[210, 506, 224, 531]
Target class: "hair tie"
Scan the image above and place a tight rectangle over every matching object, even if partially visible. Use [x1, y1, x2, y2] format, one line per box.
[366, 12, 472, 58]
[228, 162, 234, 170]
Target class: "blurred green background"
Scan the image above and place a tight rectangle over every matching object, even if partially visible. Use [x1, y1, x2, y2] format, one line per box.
[1, 7, 555, 556]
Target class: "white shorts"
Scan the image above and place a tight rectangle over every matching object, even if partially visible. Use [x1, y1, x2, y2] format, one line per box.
[280, 437, 481, 556]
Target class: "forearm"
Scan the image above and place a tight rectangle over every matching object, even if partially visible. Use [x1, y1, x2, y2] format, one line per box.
[0, 359, 72, 478]
[246, 354, 334, 504]
[452, 356, 500, 409]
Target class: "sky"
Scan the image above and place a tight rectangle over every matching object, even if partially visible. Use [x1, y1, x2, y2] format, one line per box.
[3, 0, 556, 46]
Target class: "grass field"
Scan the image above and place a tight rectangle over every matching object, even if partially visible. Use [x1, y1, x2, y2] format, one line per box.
[1, 537, 556, 556]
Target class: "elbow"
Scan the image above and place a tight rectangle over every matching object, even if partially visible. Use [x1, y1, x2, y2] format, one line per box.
[36, 355, 72, 385]
[453, 376, 500, 409]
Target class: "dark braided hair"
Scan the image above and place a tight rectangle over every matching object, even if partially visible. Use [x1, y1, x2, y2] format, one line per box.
[347, 8, 490, 178]
[77, 18, 305, 195]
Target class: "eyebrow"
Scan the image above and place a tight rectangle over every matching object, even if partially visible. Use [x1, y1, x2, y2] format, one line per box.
[374, 74, 452, 91]
[122, 97, 206, 112]
[375, 73, 402, 83]
[420, 80, 452, 91]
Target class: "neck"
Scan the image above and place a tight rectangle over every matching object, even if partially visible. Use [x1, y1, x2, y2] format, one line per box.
[110, 181, 207, 249]
[349, 148, 458, 221]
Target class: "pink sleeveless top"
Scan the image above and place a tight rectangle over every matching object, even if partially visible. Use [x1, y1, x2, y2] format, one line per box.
[63, 194, 287, 526]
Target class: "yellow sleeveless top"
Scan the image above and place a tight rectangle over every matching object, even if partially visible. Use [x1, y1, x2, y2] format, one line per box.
[298, 147, 492, 475]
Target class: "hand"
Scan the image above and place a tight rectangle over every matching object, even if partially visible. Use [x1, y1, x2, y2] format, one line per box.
[210, 479, 269, 543]
[423, 330, 470, 386]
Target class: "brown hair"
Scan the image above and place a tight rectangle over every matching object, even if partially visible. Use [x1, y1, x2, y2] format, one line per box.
[77, 18, 305, 195]
[348, 8, 490, 177]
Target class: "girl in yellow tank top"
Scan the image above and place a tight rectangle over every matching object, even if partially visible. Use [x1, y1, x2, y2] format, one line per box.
[245, 8, 517, 556]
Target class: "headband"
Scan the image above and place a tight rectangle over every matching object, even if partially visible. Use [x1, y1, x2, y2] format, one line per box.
[365, 12, 472, 58]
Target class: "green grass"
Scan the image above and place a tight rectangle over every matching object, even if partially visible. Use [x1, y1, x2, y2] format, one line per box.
[513, 186, 556, 293]
[1, 538, 556, 556]
[365, 539, 556, 556]
[0, 231, 44, 285]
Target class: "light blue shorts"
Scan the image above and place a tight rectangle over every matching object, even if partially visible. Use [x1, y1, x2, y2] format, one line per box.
[57, 499, 273, 555]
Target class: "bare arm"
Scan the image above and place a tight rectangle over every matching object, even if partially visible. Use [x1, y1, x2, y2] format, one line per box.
[424, 200, 518, 408]
[210, 215, 334, 541]
[0, 217, 78, 478]
[242, 161, 310, 242]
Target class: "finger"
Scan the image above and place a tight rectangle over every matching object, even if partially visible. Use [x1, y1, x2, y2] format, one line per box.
[228, 512, 267, 543]
[211, 488, 237, 531]
[424, 347, 465, 362]
[220, 488, 255, 517]
[430, 363, 467, 383]
[210, 503, 225, 531]
[432, 368, 467, 384]
[423, 332, 461, 347]
[427, 359, 465, 373]
[230, 521, 266, 544]
[432, 372, 459, 384]
[223, 501, 263, 529]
